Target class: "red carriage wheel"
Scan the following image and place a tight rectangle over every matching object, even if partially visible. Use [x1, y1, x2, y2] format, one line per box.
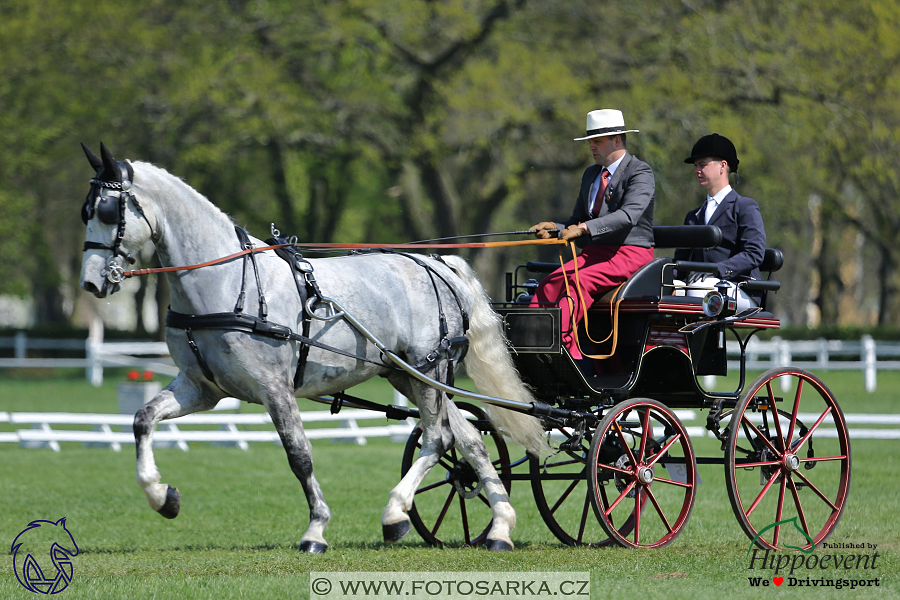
[725, 368, 851, 551]
[588, 398, 697, 548]
[402, 402, 511, 547]
[530, 423, 640, 546]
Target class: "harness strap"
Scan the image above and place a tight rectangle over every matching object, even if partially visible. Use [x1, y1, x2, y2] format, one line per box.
[165, 310, 398, 370]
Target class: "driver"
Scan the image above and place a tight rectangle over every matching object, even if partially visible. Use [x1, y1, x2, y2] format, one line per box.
[529, 109, 656, 364]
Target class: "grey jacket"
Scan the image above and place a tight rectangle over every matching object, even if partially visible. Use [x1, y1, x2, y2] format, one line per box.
[557, 152, 656, 248]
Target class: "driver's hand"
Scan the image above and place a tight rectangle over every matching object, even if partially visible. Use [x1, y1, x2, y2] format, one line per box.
[561, 224, 587, 241]
[530, 221, 558, 239]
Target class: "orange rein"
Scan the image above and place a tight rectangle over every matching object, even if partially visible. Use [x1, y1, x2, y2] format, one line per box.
[119, 237, 569, 279]
[558, 243, 625, 361]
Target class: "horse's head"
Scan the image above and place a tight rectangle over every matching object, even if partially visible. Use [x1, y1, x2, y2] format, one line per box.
[79, 143, 156, 297]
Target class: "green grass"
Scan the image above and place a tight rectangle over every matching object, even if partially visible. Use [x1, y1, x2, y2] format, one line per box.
[1, 371, 898, 599]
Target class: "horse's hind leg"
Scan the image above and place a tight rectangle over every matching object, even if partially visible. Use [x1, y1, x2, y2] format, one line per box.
[134, 374, 220, 518]
[381, 376, 453, 543]
[265, 391, 331, 554]
[446, 400, 517, 551]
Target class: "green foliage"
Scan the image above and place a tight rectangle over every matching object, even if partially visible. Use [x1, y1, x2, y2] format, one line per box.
[0, 0, 897, 326]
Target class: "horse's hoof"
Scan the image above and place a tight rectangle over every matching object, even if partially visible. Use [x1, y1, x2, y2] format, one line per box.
[157, 485, 181, 519]
[484, 538, 514, 552]
[299, 540, 328, 554]
[382, 520, 411, 544]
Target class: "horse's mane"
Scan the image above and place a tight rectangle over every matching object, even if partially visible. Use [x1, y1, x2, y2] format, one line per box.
[129, 160, 233, 225]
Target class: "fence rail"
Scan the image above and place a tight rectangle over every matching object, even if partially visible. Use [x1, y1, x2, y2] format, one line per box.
[0, 409, 415, 452]
[2, 330, 900, 391]
[2, 408, 896, 453]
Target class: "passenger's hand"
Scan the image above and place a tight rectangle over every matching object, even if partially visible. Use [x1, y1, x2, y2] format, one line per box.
[530, 222, 557, 239]
[560, 224, 587, 241]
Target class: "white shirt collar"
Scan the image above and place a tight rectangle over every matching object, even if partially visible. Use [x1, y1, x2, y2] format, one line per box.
[605, 154, 626, 178]
[707, 184, 733, 204]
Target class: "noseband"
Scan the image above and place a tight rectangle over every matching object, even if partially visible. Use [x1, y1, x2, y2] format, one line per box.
[82, 171, 155, 284]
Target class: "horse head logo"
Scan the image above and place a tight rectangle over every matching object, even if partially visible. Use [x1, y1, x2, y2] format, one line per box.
[11, 518, 79, 594]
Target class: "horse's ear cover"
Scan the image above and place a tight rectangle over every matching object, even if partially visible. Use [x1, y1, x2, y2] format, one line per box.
[81, 143, 102, 172]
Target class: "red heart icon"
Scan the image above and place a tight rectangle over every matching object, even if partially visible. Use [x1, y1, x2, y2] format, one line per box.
[773, 577, 783, 586]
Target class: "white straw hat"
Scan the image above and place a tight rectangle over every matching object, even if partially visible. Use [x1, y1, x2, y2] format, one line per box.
[574, 109, 639, 141]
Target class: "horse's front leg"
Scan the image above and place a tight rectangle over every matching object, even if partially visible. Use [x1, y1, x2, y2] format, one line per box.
[265, 390, 331, 554]
[134, 374, 220, 518]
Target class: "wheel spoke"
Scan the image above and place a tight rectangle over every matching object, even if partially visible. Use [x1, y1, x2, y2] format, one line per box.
[431, 488, 457, 537]
[645, 434, 682, 468]
[799, 455, 847, 464]
[577, 487, 591, 543]
[652, 475, 692, 489]
[416, 478, 451, 495]
[645, 485, 674, 534]
[794, 406, 833, 450]
[765, 382, 786, 452]
[606, 479, 636, 515]
[633, 484, 643, 545]
[550, 477, 581, 515]
[459, 495, 471, 544]
[773, 477, 787, 547]
[595, 462, 632, 476]
[735, 459, 781, 468]
[741, 413, 781, 455]
[746, 469, 781, 518]
[785, 376, 805, 443]
[638, 408, 651, 462]
[792, 469, 840, 512]
[787, 476, 810, 538]
[613, 420, 638, 468]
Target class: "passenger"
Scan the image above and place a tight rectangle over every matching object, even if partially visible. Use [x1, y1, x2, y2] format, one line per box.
[675, 134, 766, 310]
[529, 109, 656, 363]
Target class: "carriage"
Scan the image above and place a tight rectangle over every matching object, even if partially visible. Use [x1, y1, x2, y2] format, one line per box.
[79, 145, 850, 554]
[398, 225, 850, 551]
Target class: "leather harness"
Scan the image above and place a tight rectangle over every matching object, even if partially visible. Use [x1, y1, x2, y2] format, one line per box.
[163, 227, 470, 392]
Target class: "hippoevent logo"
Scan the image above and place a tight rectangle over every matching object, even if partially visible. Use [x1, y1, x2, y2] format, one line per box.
[11, 518, 79, 594]
[745, 518, 880, 590]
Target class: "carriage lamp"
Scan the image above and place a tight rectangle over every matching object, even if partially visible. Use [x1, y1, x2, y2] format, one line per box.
[702, 290, 724, 317]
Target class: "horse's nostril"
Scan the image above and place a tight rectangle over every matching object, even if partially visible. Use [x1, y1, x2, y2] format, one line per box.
[82, 280, 101, 296]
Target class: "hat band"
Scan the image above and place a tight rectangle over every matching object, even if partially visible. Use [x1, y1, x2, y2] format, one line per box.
[585, 126, 625, 136]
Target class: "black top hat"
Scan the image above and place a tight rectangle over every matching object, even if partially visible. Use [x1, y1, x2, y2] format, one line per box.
[684, 133, 739, 172]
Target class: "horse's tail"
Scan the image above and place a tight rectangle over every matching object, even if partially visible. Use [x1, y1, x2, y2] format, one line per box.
[442, 255, 549, 458]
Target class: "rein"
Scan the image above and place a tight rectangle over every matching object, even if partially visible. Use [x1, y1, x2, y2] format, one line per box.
[115, 237, 570, 281]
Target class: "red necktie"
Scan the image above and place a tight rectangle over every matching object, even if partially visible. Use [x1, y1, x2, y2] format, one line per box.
[591, 168, 610, 217]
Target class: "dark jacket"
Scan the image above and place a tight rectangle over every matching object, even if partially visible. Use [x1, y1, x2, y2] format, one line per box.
[556, 151, 656, 248]
[674, 189, 766, 281]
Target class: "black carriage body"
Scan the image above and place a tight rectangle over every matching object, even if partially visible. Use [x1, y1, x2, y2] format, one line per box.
[494, 230, 781, 409]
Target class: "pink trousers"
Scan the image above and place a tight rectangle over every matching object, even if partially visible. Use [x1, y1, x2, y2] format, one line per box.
[529, 245, 655, 359]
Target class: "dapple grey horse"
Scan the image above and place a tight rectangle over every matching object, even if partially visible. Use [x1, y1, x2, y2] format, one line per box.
[79, 144, 546, 552]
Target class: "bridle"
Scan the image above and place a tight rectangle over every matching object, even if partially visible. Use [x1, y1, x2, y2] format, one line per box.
[82, 163, 155, 284]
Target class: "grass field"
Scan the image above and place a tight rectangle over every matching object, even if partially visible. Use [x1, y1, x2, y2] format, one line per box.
[1, 370, 898, 599]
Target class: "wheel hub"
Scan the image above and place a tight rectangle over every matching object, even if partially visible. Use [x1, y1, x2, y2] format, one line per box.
[638, 466, 654, 485]
[782, 453, 801, 472]
[450, 459, 484, 499]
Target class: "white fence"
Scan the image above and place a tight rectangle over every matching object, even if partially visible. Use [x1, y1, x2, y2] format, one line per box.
[2, 330, 900, 391]
[0, 407, 415, 452]
[1, 408, 896, 453]
[725, 335, 900, 392]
